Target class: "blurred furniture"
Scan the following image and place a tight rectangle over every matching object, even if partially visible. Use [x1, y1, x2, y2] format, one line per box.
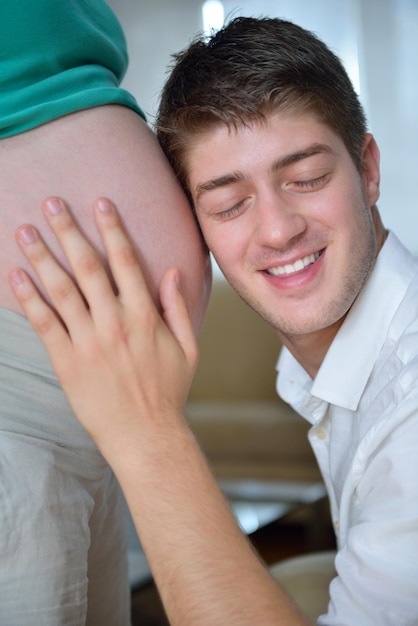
[270, 550, 337, 622]
[219, 478, 327, 540]
[186, 278, 322, 484]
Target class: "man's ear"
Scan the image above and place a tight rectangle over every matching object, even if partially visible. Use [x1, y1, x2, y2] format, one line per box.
[361, 133, 381, 207]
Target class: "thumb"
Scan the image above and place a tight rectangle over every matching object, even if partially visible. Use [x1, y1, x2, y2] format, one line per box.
[160, 268, 199, 368]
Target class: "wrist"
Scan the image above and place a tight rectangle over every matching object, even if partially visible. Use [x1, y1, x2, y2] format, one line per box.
[97, 409, 192, 477]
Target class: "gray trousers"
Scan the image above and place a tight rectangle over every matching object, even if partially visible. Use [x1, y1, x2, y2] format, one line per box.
[0, 308, 130, 625]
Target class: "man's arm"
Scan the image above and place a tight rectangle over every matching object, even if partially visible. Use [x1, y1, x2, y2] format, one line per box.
[9, 196, 310, 625]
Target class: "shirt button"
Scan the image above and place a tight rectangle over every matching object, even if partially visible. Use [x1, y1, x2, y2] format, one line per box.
[334, 519, 340, 531]
[314, 427, 327, 440]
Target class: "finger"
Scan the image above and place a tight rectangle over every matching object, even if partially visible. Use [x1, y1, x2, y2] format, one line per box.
[41, 197, 118, 315]
[159, 268, 200, 371]
[8, 267, 74, 378]
[92, 198, 156, 311]
[15, 224, 95, 342]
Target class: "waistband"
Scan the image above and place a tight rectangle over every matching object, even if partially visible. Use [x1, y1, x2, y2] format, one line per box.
[0, 307, 54, 377]
[0, 308, 100, 452]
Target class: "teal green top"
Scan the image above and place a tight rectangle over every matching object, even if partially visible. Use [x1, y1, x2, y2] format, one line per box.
[0, 0, 145, 138]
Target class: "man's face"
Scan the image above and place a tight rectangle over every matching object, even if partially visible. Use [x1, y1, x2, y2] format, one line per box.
[186, 111, 381, 345]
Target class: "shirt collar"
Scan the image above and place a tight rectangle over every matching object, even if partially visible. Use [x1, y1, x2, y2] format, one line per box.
[277, 232, 417, 414]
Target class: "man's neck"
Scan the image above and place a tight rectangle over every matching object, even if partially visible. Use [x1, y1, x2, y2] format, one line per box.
[278, 319, 344, 379]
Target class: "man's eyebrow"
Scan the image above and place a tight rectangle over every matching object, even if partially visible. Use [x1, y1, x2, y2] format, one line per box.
[195, 143, 333, 200]
[195, 172, 246, 201]
[271, 143, 333, 171]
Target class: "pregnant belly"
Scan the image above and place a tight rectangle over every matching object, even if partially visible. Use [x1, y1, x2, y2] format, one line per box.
[0, 105, 210, 331]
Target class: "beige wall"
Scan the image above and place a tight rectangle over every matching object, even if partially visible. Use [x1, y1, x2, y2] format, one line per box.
[189, 279, 281, 402]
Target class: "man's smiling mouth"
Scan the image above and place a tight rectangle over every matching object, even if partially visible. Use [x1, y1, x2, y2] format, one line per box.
[266, 251, 322, 276]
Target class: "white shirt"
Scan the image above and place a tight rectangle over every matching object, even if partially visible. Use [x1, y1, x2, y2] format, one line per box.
[276, 232, 418, 626]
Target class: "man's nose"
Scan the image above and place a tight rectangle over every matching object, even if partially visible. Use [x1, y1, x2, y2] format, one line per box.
[253, 192, 307, 248]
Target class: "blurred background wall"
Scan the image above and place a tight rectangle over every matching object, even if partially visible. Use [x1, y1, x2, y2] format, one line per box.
[107, 0, 418, 257]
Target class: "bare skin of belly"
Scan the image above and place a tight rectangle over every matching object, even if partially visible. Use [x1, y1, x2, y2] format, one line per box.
[0, 105, 211, 333]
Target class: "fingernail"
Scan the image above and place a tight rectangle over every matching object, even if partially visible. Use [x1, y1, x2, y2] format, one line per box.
[18, 226, 36, 245]
[9, 268, 25, 285]
[45, 197, 63, 215]
[97, 198, 112, 213]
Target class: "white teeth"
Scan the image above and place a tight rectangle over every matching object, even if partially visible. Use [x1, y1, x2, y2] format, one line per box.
[267, 252, 320, 276]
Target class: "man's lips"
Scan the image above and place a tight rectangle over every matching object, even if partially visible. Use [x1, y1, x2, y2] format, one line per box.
[266, 250, 323, 276]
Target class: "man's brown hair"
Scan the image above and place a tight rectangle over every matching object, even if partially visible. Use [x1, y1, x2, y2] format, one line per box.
[156, 16, 367, 202]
